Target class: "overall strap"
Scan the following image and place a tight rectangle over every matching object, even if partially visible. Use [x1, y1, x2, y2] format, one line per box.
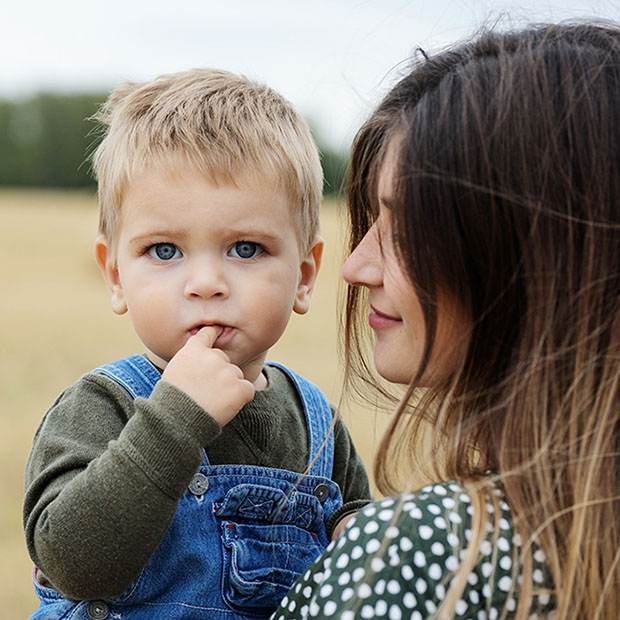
[95, 355, 214, 467]
[266, 362, 334, 479]
[93, 355, 161, 399]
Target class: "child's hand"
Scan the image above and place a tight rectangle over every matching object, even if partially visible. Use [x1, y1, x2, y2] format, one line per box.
[161, 326, 255, 426]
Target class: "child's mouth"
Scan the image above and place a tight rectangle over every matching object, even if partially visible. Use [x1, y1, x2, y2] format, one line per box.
[189, 324, 232, 341]
[189, 324, 216, 336]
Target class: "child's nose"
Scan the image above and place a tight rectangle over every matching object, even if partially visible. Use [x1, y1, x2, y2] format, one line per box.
[184, 259, 229, 299]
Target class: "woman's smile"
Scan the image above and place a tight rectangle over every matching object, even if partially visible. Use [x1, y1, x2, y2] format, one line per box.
[368, 305, 402, 329]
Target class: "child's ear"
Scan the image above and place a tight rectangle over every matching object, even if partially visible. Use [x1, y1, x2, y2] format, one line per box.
[293, 237, 324, 315]
[94, 235, 127, 315]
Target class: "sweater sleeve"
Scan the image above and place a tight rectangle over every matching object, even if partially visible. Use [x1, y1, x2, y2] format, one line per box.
[326, 405, 373, 537]
[23, 373, 221, 601]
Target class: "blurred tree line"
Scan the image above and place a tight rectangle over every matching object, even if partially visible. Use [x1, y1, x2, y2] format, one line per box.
[0, 93, 349, 197]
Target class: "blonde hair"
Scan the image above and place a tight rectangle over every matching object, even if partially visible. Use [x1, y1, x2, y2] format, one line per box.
[90, 68, 323, 251]
[346, 22, 620, 619]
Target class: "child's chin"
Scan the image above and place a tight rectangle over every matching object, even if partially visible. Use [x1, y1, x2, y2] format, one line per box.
[145, 350, 172, 369]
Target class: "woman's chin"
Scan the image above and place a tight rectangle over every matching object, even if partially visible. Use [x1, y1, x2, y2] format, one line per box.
[373, 356, 414, 385]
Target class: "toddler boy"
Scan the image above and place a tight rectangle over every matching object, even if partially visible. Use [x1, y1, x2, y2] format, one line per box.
[23, 69, 370, 620]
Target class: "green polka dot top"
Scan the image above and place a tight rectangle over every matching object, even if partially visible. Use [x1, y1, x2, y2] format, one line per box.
[270, 481, 555, 619]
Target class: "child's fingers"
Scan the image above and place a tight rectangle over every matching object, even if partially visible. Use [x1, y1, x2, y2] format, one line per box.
[192, 325, 224, 348]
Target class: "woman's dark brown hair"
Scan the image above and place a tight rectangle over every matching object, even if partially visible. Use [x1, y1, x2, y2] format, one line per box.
[346, 23, 620, 618]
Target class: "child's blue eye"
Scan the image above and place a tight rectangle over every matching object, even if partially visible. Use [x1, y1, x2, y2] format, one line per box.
[229, 242, 263, 259]
[148, 243, 181, 261]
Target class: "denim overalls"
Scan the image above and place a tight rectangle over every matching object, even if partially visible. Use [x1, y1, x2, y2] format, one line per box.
[30, 356, 343, 620]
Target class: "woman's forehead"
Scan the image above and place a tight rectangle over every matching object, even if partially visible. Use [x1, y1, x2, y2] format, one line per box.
[377, 140, 401, 208]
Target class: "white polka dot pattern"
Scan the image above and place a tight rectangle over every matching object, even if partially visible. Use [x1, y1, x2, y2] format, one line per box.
[269, 481, 555, 619]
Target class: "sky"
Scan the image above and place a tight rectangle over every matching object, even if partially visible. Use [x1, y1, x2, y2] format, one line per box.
[3, 0, 619, 148]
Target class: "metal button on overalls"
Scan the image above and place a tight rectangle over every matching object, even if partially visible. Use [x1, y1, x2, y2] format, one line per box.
[87, 600, 109, 619]
[188, 473, 209, 496]
[313, 483, 330, 503]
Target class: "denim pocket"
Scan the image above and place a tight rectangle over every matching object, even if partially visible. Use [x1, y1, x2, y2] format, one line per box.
[30, 569, 81, 620]
[29, 594, 81, 619]
[220, 520, 323, 617]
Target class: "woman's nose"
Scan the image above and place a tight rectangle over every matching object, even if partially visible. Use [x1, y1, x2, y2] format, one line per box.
[184, 259, 229, 299]
[342, 223, 383, 288]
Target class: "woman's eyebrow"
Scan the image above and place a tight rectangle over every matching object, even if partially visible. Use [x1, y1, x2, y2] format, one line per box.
[379, 195, 395, 210]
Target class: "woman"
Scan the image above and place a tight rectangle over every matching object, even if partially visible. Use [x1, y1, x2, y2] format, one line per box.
[272, 22, 620, 619]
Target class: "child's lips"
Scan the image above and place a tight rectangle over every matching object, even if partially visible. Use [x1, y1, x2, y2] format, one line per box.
[188, 323, 233, 342]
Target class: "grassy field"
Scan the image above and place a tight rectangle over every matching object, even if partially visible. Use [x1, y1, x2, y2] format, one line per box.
[0, 189, 390, 617]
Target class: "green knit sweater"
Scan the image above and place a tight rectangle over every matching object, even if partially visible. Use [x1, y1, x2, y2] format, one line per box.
[23, 363, 371, 601]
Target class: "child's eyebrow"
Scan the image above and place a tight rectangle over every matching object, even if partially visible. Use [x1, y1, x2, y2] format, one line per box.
[126, 228, 285, 246]
[217, 223, 290, 245]
[225, 228, 282, 242]
[127, 231, 177, 245]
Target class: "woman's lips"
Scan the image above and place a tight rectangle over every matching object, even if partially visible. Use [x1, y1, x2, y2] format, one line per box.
[368, 306, 402, 330]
